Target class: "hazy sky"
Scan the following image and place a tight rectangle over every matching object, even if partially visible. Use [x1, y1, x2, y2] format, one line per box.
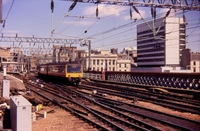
[1, 0, 200, 52]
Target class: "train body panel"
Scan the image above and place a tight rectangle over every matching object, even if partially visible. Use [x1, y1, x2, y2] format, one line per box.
[47, 64, 66, 77]
[38, 62, 83, 85]
[66, 64, 83, 78]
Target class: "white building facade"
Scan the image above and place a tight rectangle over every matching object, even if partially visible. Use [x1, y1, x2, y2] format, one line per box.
[85, 50, 131, 71]
[190, 60, 200, 73]
[137, 17, 186, 67]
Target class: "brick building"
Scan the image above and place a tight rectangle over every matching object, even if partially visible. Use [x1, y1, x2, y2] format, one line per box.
[181, 48, 200, 72]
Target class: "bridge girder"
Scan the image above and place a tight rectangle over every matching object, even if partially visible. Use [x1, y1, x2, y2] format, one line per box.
[65, 0, 200, 11]
[0, 36, 89, 45]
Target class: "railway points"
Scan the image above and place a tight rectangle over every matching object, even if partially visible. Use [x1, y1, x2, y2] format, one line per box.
[0, 71, 199, 130]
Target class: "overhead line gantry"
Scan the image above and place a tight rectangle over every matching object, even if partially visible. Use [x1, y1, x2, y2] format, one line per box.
[63, 0, 200, 11]
[0, 35, 92, 69]
[0, 35, 90, 45]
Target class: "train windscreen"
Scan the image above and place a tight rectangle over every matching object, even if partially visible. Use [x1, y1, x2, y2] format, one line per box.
[67, 65, 82, 73]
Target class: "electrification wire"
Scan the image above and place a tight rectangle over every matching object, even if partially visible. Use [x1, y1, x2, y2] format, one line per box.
[78, 18, 100, 37]
[187, 41, 200, 46]
[83, 5, 127, 20]
[53, 4, 126, 36]
[186, 16, 200, 37]
[61, 5, 128, 37]
[92, 27, 136, 44]
[92, 24, 200, 49]
[93, 14, 198, 43]
[93, 38, 135, 48]
[0, 0, 15, 33]
[83, 9, 180, 40]
[92, 10, 198, 45]
[59, 18, 82, 33]
[57, 5, 181, 39]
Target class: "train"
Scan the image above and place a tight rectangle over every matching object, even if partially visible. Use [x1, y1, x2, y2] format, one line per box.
[37, 62, 83, 85]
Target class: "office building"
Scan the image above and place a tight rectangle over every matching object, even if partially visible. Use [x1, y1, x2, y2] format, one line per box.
[137, 17, 186, 67]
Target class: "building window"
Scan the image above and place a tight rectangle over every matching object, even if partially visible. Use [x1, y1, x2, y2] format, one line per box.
[109, 60, 111, 65]
[193, 61, 196, 65]
[113, 60, 115, 65]
[101, 60, 103, 65]
[113, 67, 115, 71]
[125, 64, 126, 67]
[97, 60, 99, 65]
[93, 60, 95, 65]
[193, 68, 196, 72]
[119, 64, 121, 67]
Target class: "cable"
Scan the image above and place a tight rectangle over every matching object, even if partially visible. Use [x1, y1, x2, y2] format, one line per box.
[93, 38, 135, 48]
[92, 27, 136, 44]
[83, 9, 181, 40]
[91, 23, 200, 49]
[0, 0, 15, 33]
[78, 18, 100, 37]
[186, 16, 200, 37]
[59, 18, 83, 33]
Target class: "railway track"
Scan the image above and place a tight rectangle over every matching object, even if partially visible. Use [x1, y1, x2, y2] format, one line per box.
[80, 81, 200, 114]
[9, 73, 200, 130]
[24, 78, 199, 130]
[28, 81, 163, 131]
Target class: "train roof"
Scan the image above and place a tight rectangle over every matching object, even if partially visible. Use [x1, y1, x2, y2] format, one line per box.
[39, 61, 80, 66]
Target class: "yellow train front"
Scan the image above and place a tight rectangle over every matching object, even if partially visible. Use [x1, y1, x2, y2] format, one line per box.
[38, 62, 83, 85]
[65, 64, 83, 85]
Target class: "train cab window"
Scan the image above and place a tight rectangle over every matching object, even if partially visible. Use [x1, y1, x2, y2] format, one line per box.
[67, 65, 82, 73]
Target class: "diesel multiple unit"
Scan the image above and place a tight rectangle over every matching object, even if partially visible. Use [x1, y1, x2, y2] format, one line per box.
[38, 62, 83, 85]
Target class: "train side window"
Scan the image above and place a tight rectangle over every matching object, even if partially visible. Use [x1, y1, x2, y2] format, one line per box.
[59, 65, 64, 73]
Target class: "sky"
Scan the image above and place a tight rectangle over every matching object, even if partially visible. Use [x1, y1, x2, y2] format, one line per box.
[0, 0, 200, 53]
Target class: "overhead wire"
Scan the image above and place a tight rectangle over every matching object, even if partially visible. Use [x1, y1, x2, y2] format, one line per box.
[104, 24, 200, 45]
[91, 12, 200, 49]
[52, 2, 200, 50]
[0, 0, 16, 33]
[83, 8, 180, 40]
[59, 18, 83, 33]
[53, 3, 126, 35]
[186, 16, 200, 37]
[78, 18, 100, 37]
[93, 38, 135, 48]
[92, 27, 136, 44]
[61, 6, 128, 37]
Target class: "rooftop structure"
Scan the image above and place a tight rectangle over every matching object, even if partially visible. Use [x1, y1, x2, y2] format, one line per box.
[181, 48, 200, 72]
[137, 17, 186, 67]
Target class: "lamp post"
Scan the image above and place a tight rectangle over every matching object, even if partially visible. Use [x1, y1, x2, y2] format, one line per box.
[80, 39, 91, 71]
[104, 54, 108, 71]
[3, 64, 6, 79]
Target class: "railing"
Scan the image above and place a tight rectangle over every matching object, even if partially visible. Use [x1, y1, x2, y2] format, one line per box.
[83, 71, 200, 90]
[83, 71, 102, 80]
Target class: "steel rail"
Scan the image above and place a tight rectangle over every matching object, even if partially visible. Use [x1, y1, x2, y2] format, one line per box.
[26, 82, 111, 131]
[26, 82, 150, 130]
[81, 82, 200, 114]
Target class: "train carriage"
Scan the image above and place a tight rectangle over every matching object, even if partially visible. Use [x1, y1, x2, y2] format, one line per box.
[38, 62, 83, 85]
